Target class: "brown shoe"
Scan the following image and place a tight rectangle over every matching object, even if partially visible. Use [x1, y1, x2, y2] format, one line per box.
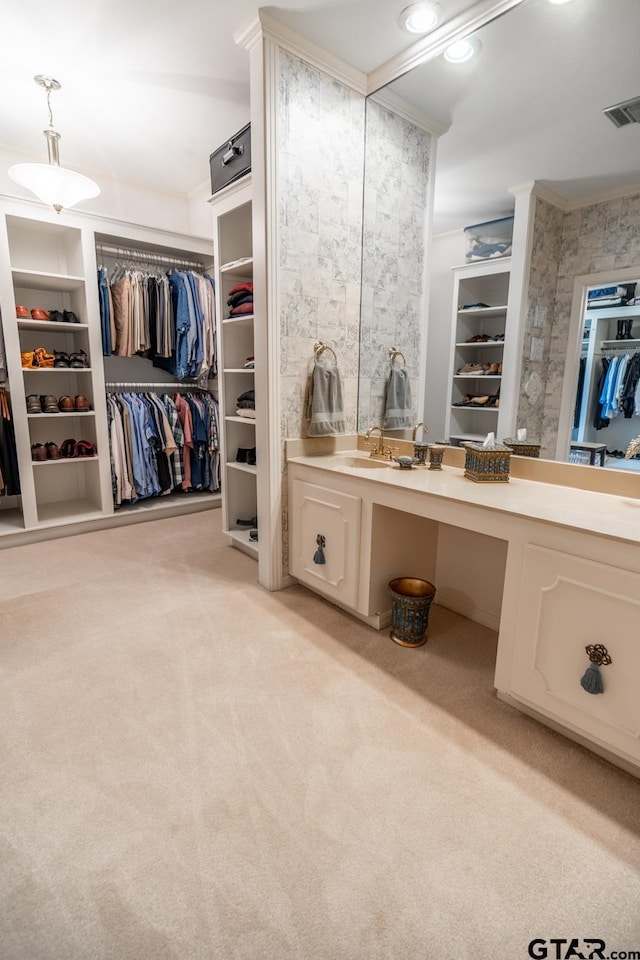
[31, 443, 47, 461]
[41, 395, 60, 414]
[74, 395, 91, 412]
[45, 442, 62, 460]
[58, 395, 75, 412]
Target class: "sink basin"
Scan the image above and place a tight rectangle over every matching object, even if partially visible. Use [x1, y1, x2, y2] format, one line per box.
[334, 455, 392, 469]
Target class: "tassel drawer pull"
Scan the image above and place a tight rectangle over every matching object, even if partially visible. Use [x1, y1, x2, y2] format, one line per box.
[580, 643, 612, 695]
[313, 534, 326, 565]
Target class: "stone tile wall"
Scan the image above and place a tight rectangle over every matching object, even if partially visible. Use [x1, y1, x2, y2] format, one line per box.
[358, 99, 433, 432]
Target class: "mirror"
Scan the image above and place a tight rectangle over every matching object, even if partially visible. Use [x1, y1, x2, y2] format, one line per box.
[358, 0, 640, 470]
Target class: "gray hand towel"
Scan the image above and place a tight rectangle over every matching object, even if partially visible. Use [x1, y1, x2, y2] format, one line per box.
[383, 366, 413, 429]
[306, 358, 345, 436]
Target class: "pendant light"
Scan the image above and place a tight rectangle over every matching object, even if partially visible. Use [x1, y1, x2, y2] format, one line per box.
[8, 75, 100, 214]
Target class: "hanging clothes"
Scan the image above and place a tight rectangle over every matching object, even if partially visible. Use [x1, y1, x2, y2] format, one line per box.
[106, 391, 220, 508]
[98, 266, 217, 378]
[0, 389, 20, 497]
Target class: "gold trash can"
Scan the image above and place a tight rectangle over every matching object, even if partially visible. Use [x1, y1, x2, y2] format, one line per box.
[388, 577, 436, 647]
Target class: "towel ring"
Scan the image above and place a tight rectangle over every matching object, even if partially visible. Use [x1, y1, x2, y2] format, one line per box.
[314, 340, 338, 362]
[389, 346, 406, 367]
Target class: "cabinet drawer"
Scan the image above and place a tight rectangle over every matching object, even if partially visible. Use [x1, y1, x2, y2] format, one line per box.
[510, 543, 640, 761]
[290, 479, 361, 609]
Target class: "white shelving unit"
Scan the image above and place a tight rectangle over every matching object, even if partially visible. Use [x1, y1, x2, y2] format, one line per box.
[0, 212, 113, 531]
[445, 259, 512, 446]
[211, 177, 258, 560]
[0, 198, 219, 545]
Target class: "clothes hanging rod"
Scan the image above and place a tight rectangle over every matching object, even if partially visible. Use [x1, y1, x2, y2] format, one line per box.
[105, 381, 213, 391]
[96, 243, 208, 272]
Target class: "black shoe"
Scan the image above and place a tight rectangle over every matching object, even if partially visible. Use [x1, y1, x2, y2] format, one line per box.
[246, 447, 256, 465]
[236, 516, 258, 527]
[249, 529, 258, 542]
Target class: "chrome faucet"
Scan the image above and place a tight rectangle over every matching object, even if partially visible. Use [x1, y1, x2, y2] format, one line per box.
[364, 426, 399, 461]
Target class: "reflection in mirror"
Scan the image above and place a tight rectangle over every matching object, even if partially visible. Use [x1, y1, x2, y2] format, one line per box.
[358, 0, 640, 473]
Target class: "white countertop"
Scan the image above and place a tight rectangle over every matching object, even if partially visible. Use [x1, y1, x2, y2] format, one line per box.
[288, 451, 640, 546]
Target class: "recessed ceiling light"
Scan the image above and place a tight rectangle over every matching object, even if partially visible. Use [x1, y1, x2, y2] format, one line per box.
[444, 38, 476, 63]
[547, 0, 574, 5]
[399, 2, 440, 35]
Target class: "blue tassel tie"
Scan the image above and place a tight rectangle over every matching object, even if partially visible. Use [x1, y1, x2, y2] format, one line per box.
[313, 534, 326, 565]
[580, 662, 604, 695]
[579, 643, 611, 695]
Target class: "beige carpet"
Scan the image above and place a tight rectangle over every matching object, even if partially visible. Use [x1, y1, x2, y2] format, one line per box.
[0, 511, 639, 960]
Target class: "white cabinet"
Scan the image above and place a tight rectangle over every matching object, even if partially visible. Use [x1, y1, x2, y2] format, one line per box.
[211, 178, 258, 558]
[445, 259, 512, 446]
[0, 211, 112, 531]
[289, 478, 361, 609]
[508, 543, 640, 765]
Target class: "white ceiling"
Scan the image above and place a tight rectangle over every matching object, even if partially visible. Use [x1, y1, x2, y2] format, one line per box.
[2, 0, 638, 232]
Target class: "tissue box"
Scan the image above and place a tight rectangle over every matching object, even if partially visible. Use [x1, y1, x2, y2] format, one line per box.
[463, 442, 511, 482]
[464, 217, 513, 262]
[502, 437, 541, 458]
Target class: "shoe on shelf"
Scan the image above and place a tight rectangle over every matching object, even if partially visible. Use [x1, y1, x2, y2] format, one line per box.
[246, 448, 256, 465]
[26, 395, 42, 414]
[58, 395, 75, 412]
[21, 351, 36, 368]
[33, 347, 54, 368]
[31, 443, 47, 461]
[63, 310, 80, 324]
[48, 309, 64, 322]
[464, 334, 491, 343]
[30, 308, 50, 321]
[249, 529, 259, 542]
[76, 440, 97, 457]
[487, 362, 501, 375]
[16, 305, 29, 319]
[41, 395, 60, 414]
[60, 438, 78, 458]
[45, 442, 61, 460]
[457, 362, 487, 376]
[236, 516, 258, 527]
[69, 350, 89, 368]
[54, 351, 71, 368]
[74, 395, 91, 412]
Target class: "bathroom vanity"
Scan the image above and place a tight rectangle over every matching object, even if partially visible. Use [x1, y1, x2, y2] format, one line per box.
[287, 443, 640, 776]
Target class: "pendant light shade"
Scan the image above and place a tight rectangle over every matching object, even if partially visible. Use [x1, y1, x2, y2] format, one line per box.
[8, 75, 100, 214]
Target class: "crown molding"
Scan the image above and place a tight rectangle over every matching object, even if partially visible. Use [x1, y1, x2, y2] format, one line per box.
[234, 10, 367, 95]
[367, 0, 527, 95]
[369, 89, 449, 137]
[508, 180, 570, 210]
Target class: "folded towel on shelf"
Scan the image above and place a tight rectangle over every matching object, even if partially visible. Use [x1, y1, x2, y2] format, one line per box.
[228, 282, 253, 297]
[383, 366, 413, 429]
[306, 357, 345, 436]
[237, 399, 255, 410]
[227, 291, 254, 308]
[236, 407, 257, 419]
[230, 302, 254, 317]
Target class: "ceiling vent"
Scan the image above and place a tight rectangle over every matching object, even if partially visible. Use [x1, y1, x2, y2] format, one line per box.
[603, 95, 640, 128]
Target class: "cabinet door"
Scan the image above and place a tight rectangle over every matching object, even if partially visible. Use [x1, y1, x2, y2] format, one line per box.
[290, 479, 361, 609]
[510, 543, 640, 762]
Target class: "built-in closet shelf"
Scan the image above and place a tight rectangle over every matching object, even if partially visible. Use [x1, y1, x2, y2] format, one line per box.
[228, 528, 258, 556]
[35, 501, 105, 526]
[11, 269, 85, 291]
[17, 319, 89, 332]
[223, 315, 254, 325]
[220, 257, 253, 276]
[0, 511, 24, 536]
[32, 456, 99, 466]
[601, 338, 640, 347]
[455, 341, 504, 348]
[454, 375, 502, 381]
[587, 305, 640, 318]
[227, 462, 257, 476]
[457, 305, 508, 316]
[451, 405, 498, 412]
[223, 368, 255, 374]
[27, 412, 95, 419]
[22, 368, 93, 374]
[225, 415, 256, 425]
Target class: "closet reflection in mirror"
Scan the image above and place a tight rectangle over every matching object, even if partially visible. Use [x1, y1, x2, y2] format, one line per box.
[358, 0, 640, 469]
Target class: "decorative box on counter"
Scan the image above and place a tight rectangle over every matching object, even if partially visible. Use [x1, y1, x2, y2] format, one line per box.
[502, 437, 541, 458]
[464, 216, 513, 262]
[463, 441, 511, 482]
